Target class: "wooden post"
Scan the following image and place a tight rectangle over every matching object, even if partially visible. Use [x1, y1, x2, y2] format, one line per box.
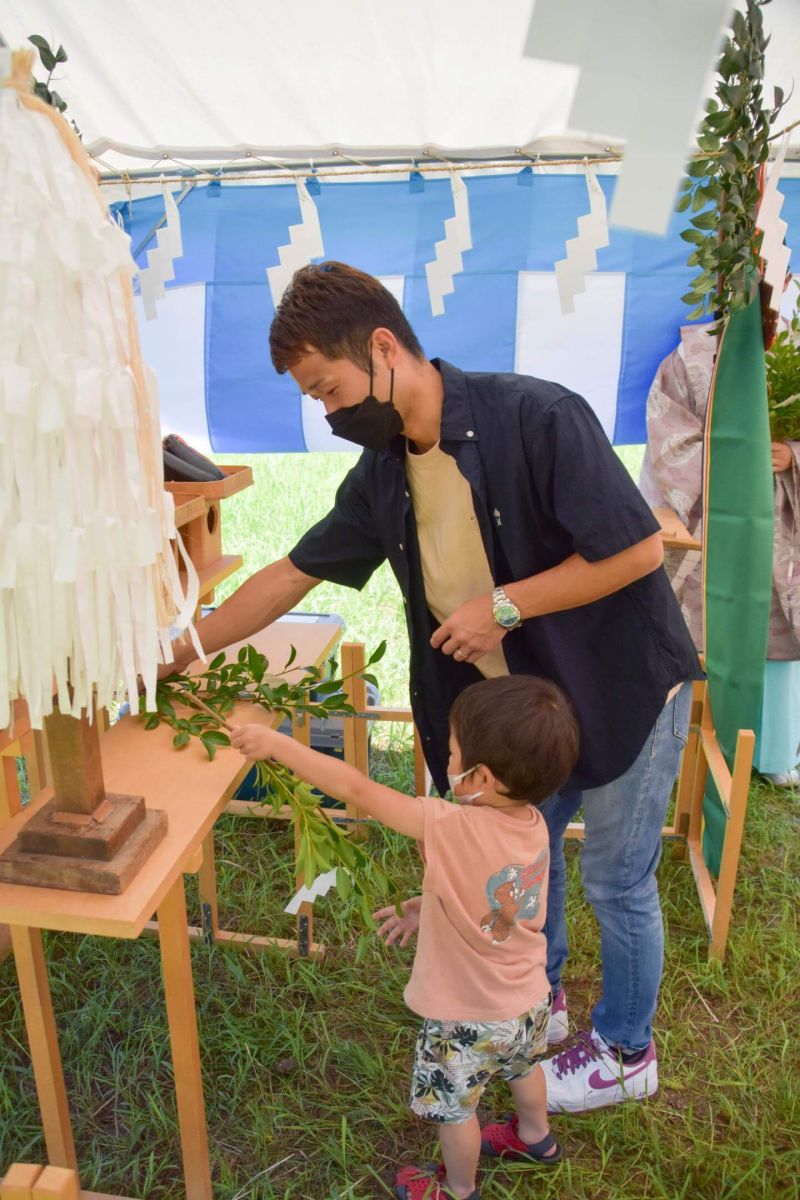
[688, 684, 710, 847]
[0, 751, 22, 963]
[1, 1163, 44, 1199]
[291, 710, 314, 954]
[670, 681, 705, 860]
[709, 728, 755, 960]
[9, 926, 77, 1170]
[340, 643, 368, 839]
[42, 708, 105, 815]
[196, 832, 219, 944]
[156, 875, 212, 1200]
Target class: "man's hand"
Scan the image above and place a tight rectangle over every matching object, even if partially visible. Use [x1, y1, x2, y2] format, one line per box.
[430, 594, 505, 665]
[230, 723, 282, 761]
[372, 896, 422, 947]
[772, 441, 792, 473]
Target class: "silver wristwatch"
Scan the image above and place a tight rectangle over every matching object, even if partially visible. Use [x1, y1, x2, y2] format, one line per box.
[492, 586, 522, 630]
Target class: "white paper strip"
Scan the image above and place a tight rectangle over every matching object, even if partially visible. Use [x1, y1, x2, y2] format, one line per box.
[0, 89, 200, 731]
[524, 0, 730, 235]
[283, 867, 341, 915]
[266, 179, 325, 308]
[137, 184, 184, 320]
[425, 173, 472, 317]
[756, 135, 791, 314]
[554, 167, 609, 315]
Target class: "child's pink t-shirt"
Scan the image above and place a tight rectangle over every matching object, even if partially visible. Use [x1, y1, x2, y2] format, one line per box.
[404, 795, 550, 1022]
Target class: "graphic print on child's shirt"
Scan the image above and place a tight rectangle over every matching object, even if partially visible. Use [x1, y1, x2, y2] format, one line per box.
[480, 849, 548, 944]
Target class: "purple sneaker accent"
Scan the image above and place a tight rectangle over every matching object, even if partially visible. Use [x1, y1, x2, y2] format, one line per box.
[547, 987, 569, 1044]
[550, 1030, 598, 1080]
[588, 1048, 654, 1090]
[542, 1028, 658, 1113]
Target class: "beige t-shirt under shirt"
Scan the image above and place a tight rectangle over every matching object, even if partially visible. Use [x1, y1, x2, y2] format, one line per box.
[405, 442, 508, 679]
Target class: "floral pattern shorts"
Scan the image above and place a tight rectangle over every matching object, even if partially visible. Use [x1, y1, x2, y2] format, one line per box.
[409, 993, 552, 1123]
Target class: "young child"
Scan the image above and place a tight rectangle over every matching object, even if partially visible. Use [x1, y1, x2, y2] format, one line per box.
[231, 673, 579, 1200]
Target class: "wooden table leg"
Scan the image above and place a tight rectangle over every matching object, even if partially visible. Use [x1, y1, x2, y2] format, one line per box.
[156, 875, 212, 1200]
[196, 832, 219, 945]
[9, 926, 77, 1171]
[341, 643, 368, 839]
[0, 752, 22, 964]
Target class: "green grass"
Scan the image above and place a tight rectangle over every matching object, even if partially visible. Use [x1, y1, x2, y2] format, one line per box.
[3, 443, 798, 1200]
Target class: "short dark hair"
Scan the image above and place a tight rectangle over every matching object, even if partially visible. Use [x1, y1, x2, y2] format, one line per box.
[269, 261, 425, 373]
[449, 675, 579, 805]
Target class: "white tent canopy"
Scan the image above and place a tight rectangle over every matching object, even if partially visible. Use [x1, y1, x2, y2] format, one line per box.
[1, 0, 799, 174]
[3, 0, 798, 457]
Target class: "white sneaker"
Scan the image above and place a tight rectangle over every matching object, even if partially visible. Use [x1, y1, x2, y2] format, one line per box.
[761, 768, 799, 787]
[547, 987, 569, 1044]
[542, 1028, 658, 1113]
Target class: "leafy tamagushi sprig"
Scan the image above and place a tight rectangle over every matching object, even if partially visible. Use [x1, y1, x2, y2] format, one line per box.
[140, 640, 397, 938]
[678, 0, 786, 325]
[27, 34, 81, 135]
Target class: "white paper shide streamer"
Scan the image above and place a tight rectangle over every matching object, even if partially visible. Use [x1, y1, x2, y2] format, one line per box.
[426, 173, 472, 317]
[554, 167, 609, 315]
[0, 88, 202, 731]
[266, 179, 324, 307]
[283, 868, 342, 915]
[756, 135, 791, 315]
[524, 0, 730, 236]
[137, 183, 184, 320]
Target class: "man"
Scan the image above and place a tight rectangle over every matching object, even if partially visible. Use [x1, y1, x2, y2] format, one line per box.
[169, 262, 701, 1112]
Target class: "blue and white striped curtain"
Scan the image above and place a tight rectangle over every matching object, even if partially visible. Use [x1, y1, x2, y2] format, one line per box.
[116, 173, 800, 452]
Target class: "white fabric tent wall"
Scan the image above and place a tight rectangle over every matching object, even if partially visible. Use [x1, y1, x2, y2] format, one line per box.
[1, 0, 798, 172]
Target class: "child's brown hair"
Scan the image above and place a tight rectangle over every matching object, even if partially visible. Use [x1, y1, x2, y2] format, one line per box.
[449, 675, 579, 805]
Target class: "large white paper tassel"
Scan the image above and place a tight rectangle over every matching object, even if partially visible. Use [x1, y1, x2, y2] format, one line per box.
[0, 82, 201, 731]
[425, 173, 472, 317]
[266, 179, 324, 307]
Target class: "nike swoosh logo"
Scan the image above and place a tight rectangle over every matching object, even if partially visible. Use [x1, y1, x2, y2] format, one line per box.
[587, 1059, 651, 1090]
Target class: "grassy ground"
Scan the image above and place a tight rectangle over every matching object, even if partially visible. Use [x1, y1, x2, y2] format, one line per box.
[2, 446, 798, 1199]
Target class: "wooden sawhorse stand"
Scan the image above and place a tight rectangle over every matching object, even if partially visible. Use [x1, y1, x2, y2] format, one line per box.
[0, 681, 316, 1198]
[560, 678, 754, 962]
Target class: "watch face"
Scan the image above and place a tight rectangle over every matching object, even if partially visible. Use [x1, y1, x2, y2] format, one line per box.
[495, 603, 520, 629]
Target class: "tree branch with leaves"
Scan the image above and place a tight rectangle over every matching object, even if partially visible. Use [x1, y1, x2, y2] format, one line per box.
[140, 641, 398, 944]
[678, 0, 786, 327]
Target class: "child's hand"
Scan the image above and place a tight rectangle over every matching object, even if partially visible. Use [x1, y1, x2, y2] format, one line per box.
[229, 723, 279, 761]
[372, 895, 422, 948]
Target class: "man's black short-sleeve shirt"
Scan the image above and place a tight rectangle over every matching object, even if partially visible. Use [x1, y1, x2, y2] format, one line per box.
[290, 360, 702, 795]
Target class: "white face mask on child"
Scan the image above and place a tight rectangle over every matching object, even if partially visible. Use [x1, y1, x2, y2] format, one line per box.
[447, 766, 483, 805]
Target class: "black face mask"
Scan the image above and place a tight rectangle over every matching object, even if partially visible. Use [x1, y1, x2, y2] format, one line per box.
[325, 359, 403, 450]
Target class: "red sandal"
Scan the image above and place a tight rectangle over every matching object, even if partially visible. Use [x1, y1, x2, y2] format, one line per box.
[395, 1162, 480, 1200]
[480, 1114, 563, 1164]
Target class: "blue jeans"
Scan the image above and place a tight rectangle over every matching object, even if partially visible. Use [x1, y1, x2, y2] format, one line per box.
[540, 683, 692, 1053]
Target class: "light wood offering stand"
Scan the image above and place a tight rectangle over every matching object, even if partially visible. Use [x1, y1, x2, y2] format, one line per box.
[0, 620, 341, 1199]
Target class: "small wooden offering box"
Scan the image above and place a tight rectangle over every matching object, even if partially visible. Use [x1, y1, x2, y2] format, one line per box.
[166, 465, 253, 570]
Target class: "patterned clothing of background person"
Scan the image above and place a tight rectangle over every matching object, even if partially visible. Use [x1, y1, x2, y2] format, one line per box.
[639, 321, 800, 785]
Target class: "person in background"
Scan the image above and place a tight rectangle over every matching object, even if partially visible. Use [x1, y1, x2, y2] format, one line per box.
[640, 299, 800, 786]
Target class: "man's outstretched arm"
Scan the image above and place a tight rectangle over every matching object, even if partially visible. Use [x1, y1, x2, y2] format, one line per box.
[169, 556, 320, 672]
